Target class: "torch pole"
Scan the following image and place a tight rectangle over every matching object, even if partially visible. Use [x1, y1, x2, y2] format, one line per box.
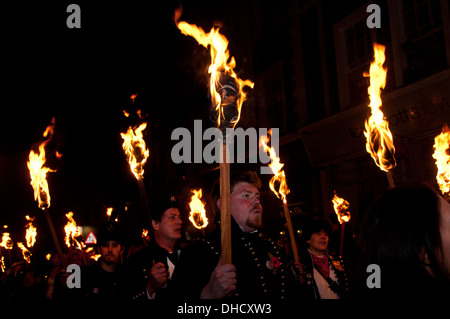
[283, 202, 299, 263]
[339, 222, 345, 257]
[43, 208, 63, 259]
[220, 140, 232, 265]
[137, 177, 155, 241]
[386, 170, 395, 189]
[136, 176, 163, 263]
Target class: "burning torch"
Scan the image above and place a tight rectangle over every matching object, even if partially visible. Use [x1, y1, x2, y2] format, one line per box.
[332, 191, 351, 256]
[174, 7, 254, 264]
[120, 107, 153, 238]
[188, 189, 209, 231]
[432, 125, 450, 200]
[363, 43, 396, 189]
[260, 132, 299, 263]
[27, 118, 63, 259]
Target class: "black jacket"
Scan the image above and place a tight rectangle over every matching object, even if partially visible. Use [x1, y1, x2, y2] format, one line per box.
[124, 243, 182, 300]
[171, 218, 289, 300]
[296, 248, 351, 299]
[77, 260, 125, 301]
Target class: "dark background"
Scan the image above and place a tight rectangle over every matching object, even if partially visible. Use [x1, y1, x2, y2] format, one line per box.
[1, 1, 215, 245]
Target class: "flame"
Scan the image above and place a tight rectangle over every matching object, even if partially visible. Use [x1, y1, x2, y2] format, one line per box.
[27, 118, 57, 209]
[332, 191, 351, 224]
[120, 122, 149, 180]
[130, 94, 138, 104]
[25, 215, 37, 248]
[91, 253, 102, 261]
[17, 242, 32, 263]
[106, 207, 118, 222]
[0, 232, 13, 250]
[85, 247, 102, 261]
[174, 7, 254, 128]
[106, 207, 113, 218]
[363, 43, 396, 172]
[432, 125, 450, 198]
[64, 212, 85, 250]
[259, 131, 290, 203]
[188, 189, 208, 229]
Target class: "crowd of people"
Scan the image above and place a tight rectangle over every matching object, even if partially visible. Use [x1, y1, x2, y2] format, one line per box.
[1, 171, 450, 302]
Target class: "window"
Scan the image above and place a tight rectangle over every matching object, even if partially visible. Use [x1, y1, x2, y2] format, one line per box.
[400, 0, 448, 84]
[402, 0, 443, 41]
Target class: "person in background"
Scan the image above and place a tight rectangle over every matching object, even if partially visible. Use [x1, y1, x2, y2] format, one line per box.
[356, 182, 450, 299]
[126, 194, 184, 300]
[294, 219, 350, 299]
[70, 221, 125, 300]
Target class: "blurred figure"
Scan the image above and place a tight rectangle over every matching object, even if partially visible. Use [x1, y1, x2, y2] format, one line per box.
[356, 182, 450, 299]
[45, 252, 62, 299]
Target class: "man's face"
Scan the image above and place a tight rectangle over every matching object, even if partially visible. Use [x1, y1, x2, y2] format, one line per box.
[99, 240, 122, 265]
[307, 230, 329, 254]
[153, 207, 183, 240]
[229, 181, 262, 232]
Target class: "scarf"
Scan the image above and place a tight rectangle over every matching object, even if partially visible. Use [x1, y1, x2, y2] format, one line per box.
[310, 251, 330, 280]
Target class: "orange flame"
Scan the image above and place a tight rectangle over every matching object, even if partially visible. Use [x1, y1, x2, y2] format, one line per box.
[120, 122, 149, 180]
[17, 242, 32, 263]
[25, 215, 37, 248]
[363, 43, 396, 172]
[106, 207, 118, 222]
[332, 191, 351, 224]
[0, 232, 13, 250]
[174, 7, 254, 128]
[64, 212, 85, 250]
[27, 118, 57, 209]
[85, 247, 102, 261]
[432, 125, 450, 198]
[259, 131, 290, 203]
[188, 189, 208, 229]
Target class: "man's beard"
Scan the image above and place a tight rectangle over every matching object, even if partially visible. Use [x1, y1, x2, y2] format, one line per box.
[103, 255, 117, 265]
[246, 214, 262, 230]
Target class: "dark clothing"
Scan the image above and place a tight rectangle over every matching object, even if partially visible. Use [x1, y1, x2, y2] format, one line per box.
[172, 219, 288, 300]
[124, 243, 182, 300]
[78, 260, 124, 300]
[294, 248, 351, 299]
[354, 264, 450, 301]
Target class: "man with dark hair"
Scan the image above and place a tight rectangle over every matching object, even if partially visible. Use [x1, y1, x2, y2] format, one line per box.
[78, 221, 126, 300]
[173, 170, 288, 299]
[294, 219, 350, 299]
[125, 194, 184, 300]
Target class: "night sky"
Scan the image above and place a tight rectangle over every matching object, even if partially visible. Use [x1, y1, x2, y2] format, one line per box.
[1, 1, 247, 246]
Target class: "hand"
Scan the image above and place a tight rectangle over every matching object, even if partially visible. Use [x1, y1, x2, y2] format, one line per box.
[294, 261, 304, 273]
[294, 261, 306, 284]
[200, 261, 236, 299]
[146, 262, 168, 296]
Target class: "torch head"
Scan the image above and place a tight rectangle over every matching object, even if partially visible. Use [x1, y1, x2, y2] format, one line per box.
[210, 71, 240, 129]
